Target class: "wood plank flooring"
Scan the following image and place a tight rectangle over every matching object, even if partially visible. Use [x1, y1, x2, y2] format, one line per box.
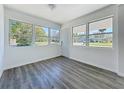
[0, 56, 124, 89]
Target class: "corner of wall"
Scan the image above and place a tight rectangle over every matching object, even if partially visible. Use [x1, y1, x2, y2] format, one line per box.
[0, 4, 4, 78]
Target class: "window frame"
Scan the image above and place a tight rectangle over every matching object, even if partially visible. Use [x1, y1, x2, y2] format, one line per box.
[9, 19, 61, 47]
[72, 24, 87, 46]
[9, 19, 33, 47]
[88, 16, 113, 48]
[72, 16, 114, 48]
[50, 28, 60, 45]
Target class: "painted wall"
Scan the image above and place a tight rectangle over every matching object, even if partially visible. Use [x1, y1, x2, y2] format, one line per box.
[0, 4, 4, 77]
[61, 5, 118, 72]
[4, 8, 61, 70]
[61, 27, 70, 57]
[118, 5, 124, 76]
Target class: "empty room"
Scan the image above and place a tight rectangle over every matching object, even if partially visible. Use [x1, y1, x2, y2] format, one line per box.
[0, 4, 124, 89]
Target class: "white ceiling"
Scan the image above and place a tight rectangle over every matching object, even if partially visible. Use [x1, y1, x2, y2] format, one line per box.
[4, 4, 109, 25]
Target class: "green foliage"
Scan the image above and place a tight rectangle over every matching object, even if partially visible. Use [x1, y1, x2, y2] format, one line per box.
[10, 20, 49, 46]
[17, 38, 30, 46]
[35, 26, 48, 42]
[10, 20, 32, 46]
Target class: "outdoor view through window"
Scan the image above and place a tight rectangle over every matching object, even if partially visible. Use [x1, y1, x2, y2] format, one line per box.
[89, 17, 113, 47]
[9, 19, 33, 46]
[72, 17, 113, 47]
[73, 25, 86, 46]
[50, 29, 60, 44]
[35, 26, 49, 46]
[9, 19, 60, 46]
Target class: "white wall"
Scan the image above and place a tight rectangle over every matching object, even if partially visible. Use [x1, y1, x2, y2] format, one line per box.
[4, 8, 61, 70]
[118, 5, 124, 76]
[61, 27, 70, 57]
[61, 5, 118, 72]
[0, 4, 4, 77]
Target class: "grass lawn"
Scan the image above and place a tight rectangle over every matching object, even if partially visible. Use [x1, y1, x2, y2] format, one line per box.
[73, 42, 112, 47]
[73, 43, 86, 46]
[89, 42, 112, 47]
[35, 42, 48, 46]
[36, 42, 112, 47]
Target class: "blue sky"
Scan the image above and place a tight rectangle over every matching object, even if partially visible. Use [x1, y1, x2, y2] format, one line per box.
[42, 27, 49, 34]
[42, 28, 59, 36]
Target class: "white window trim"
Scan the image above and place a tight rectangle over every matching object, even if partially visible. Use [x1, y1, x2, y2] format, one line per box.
[88, 16, 113, 48]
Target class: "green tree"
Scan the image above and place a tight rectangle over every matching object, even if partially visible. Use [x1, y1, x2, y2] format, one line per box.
[10, 20, 32, 46]
[35, 27, 48, 42]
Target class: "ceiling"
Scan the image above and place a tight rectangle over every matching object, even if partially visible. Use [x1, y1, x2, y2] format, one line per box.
[4, 4, 109, 25]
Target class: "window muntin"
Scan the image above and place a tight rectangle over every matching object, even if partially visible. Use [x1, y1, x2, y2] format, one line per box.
[72, 24, 86, 46]
[9, 19, 33, 46]
[89, 17, 113, 47]
[50, 29, 60, 44]
[35, 25, 49, 46]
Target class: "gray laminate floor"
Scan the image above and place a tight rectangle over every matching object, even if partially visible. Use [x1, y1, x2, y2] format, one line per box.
[0, 56, 124, 89]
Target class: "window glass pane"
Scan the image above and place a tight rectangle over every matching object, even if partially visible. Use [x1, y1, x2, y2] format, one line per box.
[72, 25, 86, 46]
[50, 29, 60, 44]
[89, 33, 112, 47]
[9, 19, 33, 46]
[73, 36, 86, 46]
[89, 17, 112, 47]
[35, 26, 49, 46]
[51, 29, 59, 37]
[51, 37, 59, 44]
[35, 36, 48, 46]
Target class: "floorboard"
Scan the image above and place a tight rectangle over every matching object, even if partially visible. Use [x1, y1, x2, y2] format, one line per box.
[0, 56, 124, 89]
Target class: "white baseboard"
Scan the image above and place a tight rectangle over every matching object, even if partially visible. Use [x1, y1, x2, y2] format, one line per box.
[64, 56, 124, 77]
[4, 55, 61, 70]
[68, 56, 115, 72]
[117, 72, 124, 77]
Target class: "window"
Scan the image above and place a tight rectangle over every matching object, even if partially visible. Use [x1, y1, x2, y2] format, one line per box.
[72, 17, 113, 48]
[9, 19, 61, 47]
[35, 26, 49, 46]
[72, 24, 86, 46]
[89, 17, 113, 47]
[9, 19, 33, 46]
[50, 29, 60, 44]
